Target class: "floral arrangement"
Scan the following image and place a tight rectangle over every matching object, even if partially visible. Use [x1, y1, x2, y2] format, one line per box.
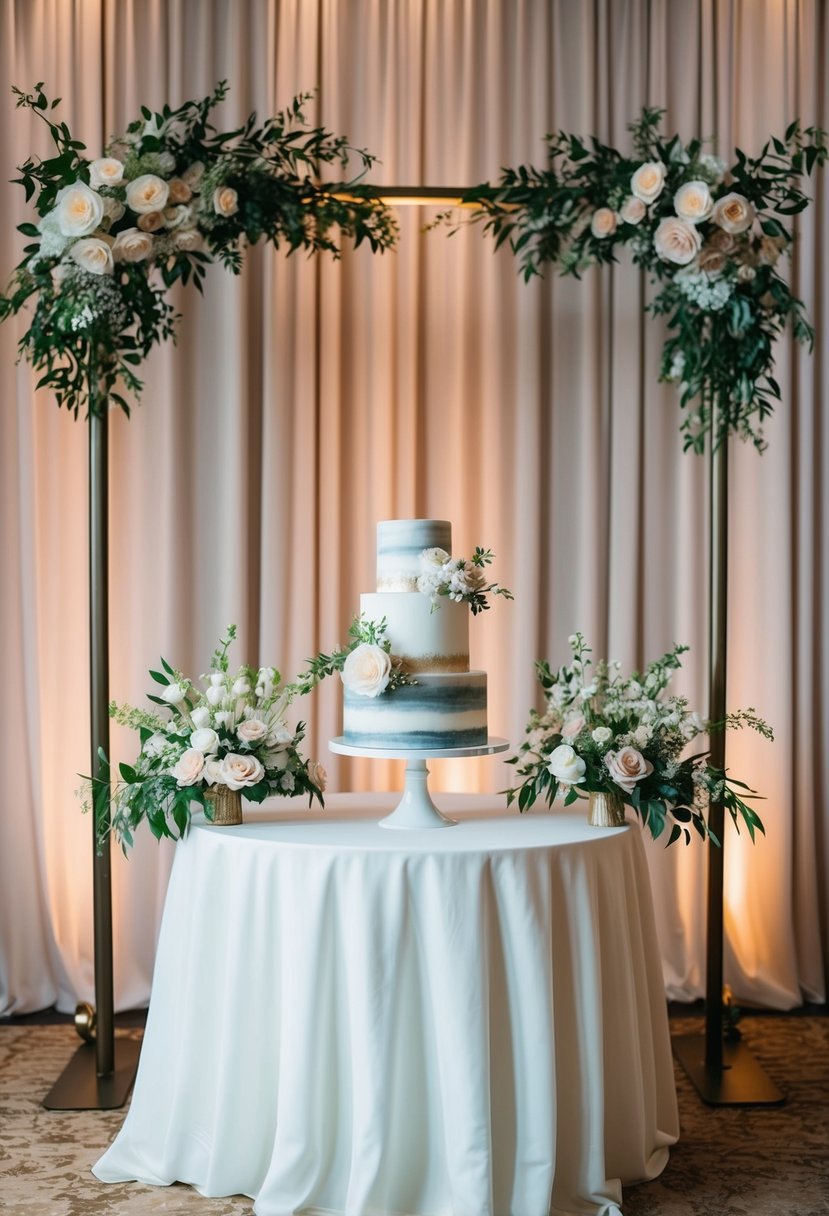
[505, 633, 771, 845]
[97, 625, 326, 851]
[0, 81, 397, 418]
[451, 109, 827, 450]
[291, 616, 415, 701]
[415, 546, 513, 614]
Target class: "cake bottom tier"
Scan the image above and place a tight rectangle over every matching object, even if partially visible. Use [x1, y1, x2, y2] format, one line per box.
[343, 671, 487, 750]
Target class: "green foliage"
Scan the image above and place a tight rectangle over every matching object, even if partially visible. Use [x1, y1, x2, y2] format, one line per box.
[448, 110, 827, 451]
[0, 82, 398, 420]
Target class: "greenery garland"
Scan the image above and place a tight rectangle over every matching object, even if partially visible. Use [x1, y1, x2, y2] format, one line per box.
[445, 108, 826, 451]
[0, 81, 398, 418]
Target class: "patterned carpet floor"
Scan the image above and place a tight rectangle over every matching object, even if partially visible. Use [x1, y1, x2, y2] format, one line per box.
[0, 1015, 827, 1215]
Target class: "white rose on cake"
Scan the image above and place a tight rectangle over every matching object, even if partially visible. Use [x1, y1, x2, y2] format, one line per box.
[220, 752, 265, 789]
[604, 746, 653, 793]
[341, 643, 392, 698]
[420, 547, 451, 572]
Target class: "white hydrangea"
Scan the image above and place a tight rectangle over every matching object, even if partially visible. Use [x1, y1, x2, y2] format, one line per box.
[675, 270, 734, 311]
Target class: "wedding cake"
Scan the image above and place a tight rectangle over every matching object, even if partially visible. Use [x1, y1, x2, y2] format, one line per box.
[342, 519, 489, 749]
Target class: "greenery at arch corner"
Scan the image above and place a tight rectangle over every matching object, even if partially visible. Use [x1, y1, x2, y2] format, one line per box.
[0, 80, 398, 419]
[444, 107, 827, 452]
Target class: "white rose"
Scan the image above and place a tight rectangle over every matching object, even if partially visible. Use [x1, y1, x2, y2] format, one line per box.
[620, 196, 647, 225]
[237, 718, 268, 745]
[172, 227, 204, 253]
[181, 161, 206, 190]
[161, 682, 188, 705]
[206, 685, 224, 707]
[631, 161, 666, 204]
[547, 744, 587, 786]
[307, 759, 327, 791]
[190, 727, 219, 754]
[126, 174, 170, 215]
[213, 185, 239, 217]
[561, 714, 586, 739]
[89, 157, 124, 189]
[420, 547, 451, 572]
[653, 217, 702, 265]
[604, 746, 653, 794]
[69, 237, 114, 275]
[711, 192, 755, 235]
[590, 207, 617, 239]
[190, 706, 211, 729]
[112, 227, 154, 263]
[341, 643, 392, 698]
[220, 752, 265, 790]
[265, 723, 293, 751]
[232, 676, 251, 696]
[171, 748, 205, 787]
[673, 180, 713, 224]
[592, 726, 613, 745]
[203, 756, 223, 786]
[53, 182, 104, 237]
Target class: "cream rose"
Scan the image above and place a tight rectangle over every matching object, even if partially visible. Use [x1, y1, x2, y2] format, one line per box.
[112, 227, 154, 263]
[341, 643, 392, 698]
[172, 228, 204, 253]
[307, 759, 327, 792]
[547, 744, 587, 786]
[53, 182, 104, 237]
[203, 756, 224, 786]
[190, 727, 219, 754]
[181, 161, 206, 190]
[89, 157, 125, 190]
[711, 192, 755, 235]
[449, 561, 486, 597]
[590, 207, 617, 239]
[653, 217, 702, 265]
[620, 196, 646, 225]
[167, 178, 193, 204]
[171, 748, 205, 787]
[69, 238, 114, 275]
[220, 752, 265, 790]
[630, 161, 666, 204]
[126, 174, 170, 215]
[673, 180, 713, 224]
[137, 211, 165, 233]
[236, 718, 268, 745]
[604, 746, 653, 793]
[213, 185, 239, 217]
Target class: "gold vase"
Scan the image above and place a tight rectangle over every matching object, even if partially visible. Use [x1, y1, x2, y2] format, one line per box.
[587, 790, 626, 828]
[204, 786, 243, 826]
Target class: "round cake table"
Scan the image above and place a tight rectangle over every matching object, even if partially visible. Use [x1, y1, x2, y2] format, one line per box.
[93, 794, 678, 1216]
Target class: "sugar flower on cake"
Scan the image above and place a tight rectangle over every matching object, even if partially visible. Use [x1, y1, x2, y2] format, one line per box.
[505, 632, 772, 845]
[291, 615, 416, 701]
[341, 643, 392, 698]
[415, 545, 514, 615]
[100, 625, 325, 851]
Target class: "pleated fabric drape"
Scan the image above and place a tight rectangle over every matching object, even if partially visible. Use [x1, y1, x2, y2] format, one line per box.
[1, 0, 826, 1015]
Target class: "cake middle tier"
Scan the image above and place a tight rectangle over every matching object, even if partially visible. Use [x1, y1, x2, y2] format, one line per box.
[343, 671, 487, 749]
[361, 592, 469, 673]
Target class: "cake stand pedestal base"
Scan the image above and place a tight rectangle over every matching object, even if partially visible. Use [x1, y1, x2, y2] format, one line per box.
[380, 759, 457, 829]
[329, 736, 509, 831]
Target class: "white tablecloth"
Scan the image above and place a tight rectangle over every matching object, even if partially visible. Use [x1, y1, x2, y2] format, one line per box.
[93, 794, 678, 1216]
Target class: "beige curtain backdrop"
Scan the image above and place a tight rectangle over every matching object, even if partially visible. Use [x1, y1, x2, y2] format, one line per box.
[1, 0, 826, 1015]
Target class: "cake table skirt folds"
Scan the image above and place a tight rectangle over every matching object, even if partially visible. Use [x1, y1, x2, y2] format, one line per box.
[92, 797, 678, 1216]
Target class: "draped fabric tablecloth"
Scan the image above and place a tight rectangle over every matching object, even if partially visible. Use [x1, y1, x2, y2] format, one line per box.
[93, 794, 678, 1216]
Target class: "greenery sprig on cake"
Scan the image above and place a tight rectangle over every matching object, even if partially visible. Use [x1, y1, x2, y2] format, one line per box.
[0, 81, 397, 418]
[291, 615, 416, 700]
[505, 633, 771, 845]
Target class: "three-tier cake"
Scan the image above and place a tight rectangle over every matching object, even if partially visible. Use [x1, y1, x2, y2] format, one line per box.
[342, 519, 488, 748]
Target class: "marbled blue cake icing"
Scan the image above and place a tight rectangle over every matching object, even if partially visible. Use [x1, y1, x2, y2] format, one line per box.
[376, 519, 452, 590]
[344, 672, 487, 749]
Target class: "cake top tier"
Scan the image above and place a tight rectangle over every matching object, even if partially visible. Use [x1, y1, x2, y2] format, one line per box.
[376, 519, 452, 591]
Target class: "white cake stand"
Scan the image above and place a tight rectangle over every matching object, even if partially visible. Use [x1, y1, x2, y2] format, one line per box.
[329, 736, 510, 829]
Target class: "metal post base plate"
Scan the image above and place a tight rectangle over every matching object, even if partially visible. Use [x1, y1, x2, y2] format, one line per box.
[672, 1033, 785, 1106]
[42, 1035, 142, 1111]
